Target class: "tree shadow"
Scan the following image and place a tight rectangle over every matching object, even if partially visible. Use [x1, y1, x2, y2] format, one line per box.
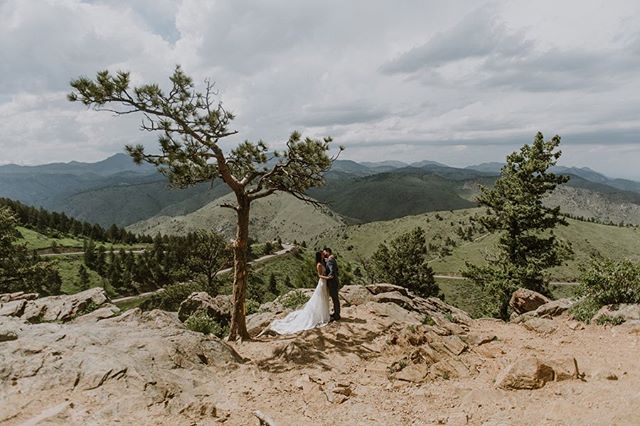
[254, 318, 385, 373]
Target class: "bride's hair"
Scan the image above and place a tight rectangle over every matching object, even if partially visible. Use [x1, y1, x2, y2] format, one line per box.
[315, 251, 323, 264]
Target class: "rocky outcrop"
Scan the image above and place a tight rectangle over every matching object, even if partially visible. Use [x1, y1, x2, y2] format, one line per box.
[592, 304, 640, 323]
[177, 292, 233, 323]
[0, 307, 243, 424]
[0, 287, 109, 323]
[0, 291, 39, 303]
[509, 288, 551, 315]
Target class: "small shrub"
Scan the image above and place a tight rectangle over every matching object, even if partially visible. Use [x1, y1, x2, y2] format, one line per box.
[246, 298, 260, 315]
[281, 290, 310, 309]
[569, 299, 600, 323]
[422, 315, 436, 326]
[594, 314, 625, 326]
[184, 312, 226, 337]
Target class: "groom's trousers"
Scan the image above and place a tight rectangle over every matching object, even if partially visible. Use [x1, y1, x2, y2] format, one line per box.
[327, 279, 340, 318]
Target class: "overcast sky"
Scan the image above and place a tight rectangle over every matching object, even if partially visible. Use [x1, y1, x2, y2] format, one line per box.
[1, 0, 640, 178]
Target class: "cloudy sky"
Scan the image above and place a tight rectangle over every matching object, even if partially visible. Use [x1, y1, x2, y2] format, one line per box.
[1, 0, 640, 178]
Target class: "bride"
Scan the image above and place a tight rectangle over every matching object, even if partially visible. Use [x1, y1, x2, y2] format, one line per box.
[269, 251, 331, 334]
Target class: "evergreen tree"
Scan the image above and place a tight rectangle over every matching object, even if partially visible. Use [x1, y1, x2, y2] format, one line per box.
[463, 132, 573, 319]
[185, 230, 231, 293]
[78, 264, 90, 290]
[370, 227, 439, 298]
[0, 207, 61, 295]
[69, 67, 339, 340]
[268, 273, 278, 294]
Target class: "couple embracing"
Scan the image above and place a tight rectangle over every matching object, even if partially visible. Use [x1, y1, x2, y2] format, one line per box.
[269, 247, 340, 335]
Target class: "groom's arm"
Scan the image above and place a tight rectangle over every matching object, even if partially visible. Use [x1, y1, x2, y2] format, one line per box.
[326, 259, 337, 279]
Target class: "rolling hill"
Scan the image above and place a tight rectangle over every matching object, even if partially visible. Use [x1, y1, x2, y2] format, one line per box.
[127, 191, 346, 242]
[313, 207, 640, 281]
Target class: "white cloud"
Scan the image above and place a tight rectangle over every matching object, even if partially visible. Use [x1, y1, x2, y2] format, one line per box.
[0, 0, 639, 178]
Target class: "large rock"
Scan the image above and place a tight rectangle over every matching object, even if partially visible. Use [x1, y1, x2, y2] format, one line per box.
[509, 288, 551, 315]
[178, 292, 233, 323]
[20, 287, 109, 323]
[533, 298, 575, 318]
[340, 285, 374, 306]
[592, 304, 640, 323]
[0, 291, 39, 303]
[0, 299, 27, 317]
[495, 356, 580, 390]
[0, 308, 243, 424]
[522, 317, 558, 334]
[495, 357, 555, 390]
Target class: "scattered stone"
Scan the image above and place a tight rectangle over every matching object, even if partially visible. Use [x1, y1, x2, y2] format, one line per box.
[178, 292, 232, 323]
[592, 370, 619, 381]
[463, 332, 497, 346]
[395, 364, 429, 383]
[548, 357, 580, 381]
[495, 357, 555, 390]
[509, 288, 551, 315]
[522, 317, 558, 334]
[0, 328, 18, 342]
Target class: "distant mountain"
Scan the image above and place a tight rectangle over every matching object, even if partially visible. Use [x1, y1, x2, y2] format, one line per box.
[410, 160, 449, 168]
[308, 170, 478, 223]
[127, 191, 345, 241]
[0, 153, 155, 176]
[465, 162, 503, 173]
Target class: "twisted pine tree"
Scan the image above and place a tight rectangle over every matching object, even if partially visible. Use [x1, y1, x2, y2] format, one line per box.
[69, 67, 339, 340]
[463, 132, 573, 319]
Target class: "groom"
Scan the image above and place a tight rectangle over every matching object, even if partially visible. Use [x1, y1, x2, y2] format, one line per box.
[323, 247, 340, 321]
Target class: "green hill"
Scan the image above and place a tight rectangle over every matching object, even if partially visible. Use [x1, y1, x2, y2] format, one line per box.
[314, 208, 640, 281]
[127, 192, 346, 243]
[308, 171, 478, 222]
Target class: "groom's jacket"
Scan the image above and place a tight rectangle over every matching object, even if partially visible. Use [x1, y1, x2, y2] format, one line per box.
[326, 257, 339, 285]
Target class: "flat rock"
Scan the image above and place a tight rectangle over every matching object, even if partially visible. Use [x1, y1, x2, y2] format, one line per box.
[365, 283, 409, 296]
[533, 298, 575, 318]
[0, 291, 39, 303]
[0, 299, 26, 317]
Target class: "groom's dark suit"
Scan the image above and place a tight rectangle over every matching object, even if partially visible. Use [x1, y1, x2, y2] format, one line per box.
[325, 256, 340, 319]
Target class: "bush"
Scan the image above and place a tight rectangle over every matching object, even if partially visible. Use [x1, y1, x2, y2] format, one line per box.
[184, 312, 227, 337]
[281, 290, 310, 309]
[579, 258, 640, 306]
[569, 299, 600, 323]
[594, 314, 625, 326]
[246, 298, 260, 315]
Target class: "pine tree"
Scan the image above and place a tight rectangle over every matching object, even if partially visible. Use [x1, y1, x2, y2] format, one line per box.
[268, 273, 278, 294]
[463, 132, 573, 319]
[78, 264, 90, 290]
[69, 67, 339, 340]
[371, 227, 439, 298]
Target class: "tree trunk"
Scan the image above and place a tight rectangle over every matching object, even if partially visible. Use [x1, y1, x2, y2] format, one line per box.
[228, 198, 251, 341]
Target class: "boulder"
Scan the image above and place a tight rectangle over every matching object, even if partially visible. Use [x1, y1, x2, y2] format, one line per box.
[509, 288, 551, 315]
[365, 283, 409, 296]
[72, 304, 121, 324]
[21, 287, 109, 323]
[246, 311, 277, 337]
[495, 356, 555, 390]
[592, 304, 640, 323]
[533, 298, 575, 317]
[178, 292, 233, 323]
[339, 285, 374, 306]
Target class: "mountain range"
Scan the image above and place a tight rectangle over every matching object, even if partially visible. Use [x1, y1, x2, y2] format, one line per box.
[3, 153, 640, 233]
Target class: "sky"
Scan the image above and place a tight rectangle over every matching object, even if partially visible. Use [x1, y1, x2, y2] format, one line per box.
[1, 0, 640, 178]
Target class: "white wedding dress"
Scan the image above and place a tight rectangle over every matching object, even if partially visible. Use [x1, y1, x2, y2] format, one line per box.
[270, 278, 331, 334]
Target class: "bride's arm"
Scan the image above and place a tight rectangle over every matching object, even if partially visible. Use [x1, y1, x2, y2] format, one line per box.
[317, 263, 331, 279]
